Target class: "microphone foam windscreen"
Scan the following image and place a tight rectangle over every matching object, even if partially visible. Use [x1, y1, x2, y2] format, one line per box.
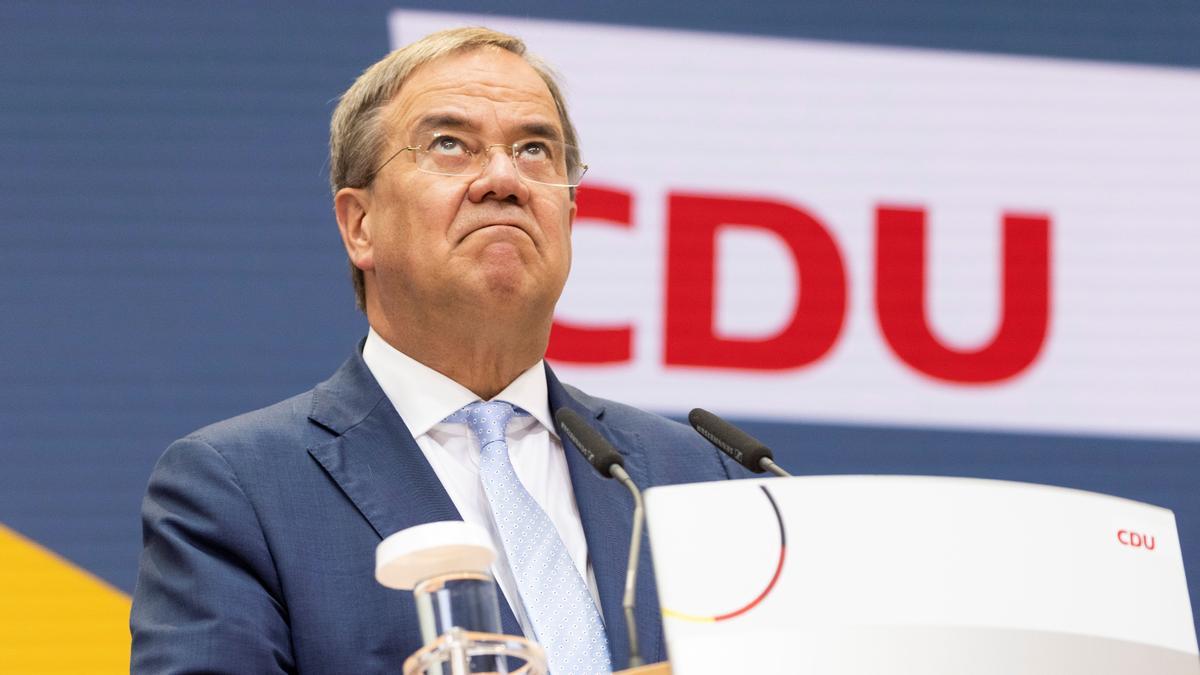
[688, 408, 774, 473]
[555, 407, 626, 477]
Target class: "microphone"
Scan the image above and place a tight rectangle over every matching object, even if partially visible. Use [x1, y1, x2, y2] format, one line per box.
[688, 408, 791, 477]
[554, 407, 645, 669]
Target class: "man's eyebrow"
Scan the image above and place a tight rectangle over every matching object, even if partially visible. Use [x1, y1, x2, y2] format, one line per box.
[516, 122, 564, 142]
[408, 113, 564, 142]
[411, 113, 478, 135]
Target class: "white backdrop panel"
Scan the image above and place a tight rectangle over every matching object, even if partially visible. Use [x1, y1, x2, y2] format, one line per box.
[390, 11, 1200, 441]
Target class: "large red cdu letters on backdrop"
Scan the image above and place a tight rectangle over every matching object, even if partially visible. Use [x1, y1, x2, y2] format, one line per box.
[875, 206, 1051, 384]
[547, 185, 635, 364]
[665, 193, 847, 370]
[551, 191, 1049, 383]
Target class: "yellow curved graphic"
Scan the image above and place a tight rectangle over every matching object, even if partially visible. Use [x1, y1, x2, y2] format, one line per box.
[661, 607, 717, 623]
[661, 485, 787, 624]
[0, 523, 130, 673]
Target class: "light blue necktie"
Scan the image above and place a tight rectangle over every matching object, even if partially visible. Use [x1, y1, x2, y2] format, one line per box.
[445, 400, 612, 675]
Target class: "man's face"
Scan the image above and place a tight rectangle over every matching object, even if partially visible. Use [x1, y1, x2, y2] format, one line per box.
[358, 47, 575, 328]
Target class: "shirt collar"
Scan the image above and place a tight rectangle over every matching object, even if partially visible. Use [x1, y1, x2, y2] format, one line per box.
[361, 328, 557, 439]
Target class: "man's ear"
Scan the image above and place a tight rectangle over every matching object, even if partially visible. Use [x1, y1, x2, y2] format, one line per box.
[334, 187, 374, 272]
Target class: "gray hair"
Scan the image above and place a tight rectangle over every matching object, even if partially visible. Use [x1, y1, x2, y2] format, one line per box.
[329, 26, 581, 311]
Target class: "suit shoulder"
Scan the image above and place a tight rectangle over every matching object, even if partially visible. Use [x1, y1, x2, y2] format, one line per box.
[179, 389, 321, 461]
[560, 383, 749, 482]
[561, 383, 704, 447]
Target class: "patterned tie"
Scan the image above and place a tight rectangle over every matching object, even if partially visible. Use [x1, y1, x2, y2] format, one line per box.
[444, 400, 612, 675]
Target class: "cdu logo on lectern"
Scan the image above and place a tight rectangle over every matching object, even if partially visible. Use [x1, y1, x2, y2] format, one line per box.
[1117, 529, 1158, 551]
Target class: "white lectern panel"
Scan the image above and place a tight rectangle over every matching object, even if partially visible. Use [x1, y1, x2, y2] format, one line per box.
[645, 476, 1199, 674]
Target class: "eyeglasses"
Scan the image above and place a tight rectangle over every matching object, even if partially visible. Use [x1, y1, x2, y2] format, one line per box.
[369, 132, 588, 188]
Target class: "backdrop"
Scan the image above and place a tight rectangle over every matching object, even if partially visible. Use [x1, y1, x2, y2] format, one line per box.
[2, 1, 1198, 670]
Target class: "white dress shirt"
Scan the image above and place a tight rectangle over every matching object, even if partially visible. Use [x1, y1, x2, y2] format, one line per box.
[361, 329, 601, 638]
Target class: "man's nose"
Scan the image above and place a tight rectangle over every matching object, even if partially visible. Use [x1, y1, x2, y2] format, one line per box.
[468, 144, 530, 204]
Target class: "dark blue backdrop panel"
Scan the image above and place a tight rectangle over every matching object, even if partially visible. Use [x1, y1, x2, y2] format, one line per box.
[1, 0, 1197, 635]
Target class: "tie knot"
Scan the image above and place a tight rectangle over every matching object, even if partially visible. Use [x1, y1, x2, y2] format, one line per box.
[445, 400, 519, 448]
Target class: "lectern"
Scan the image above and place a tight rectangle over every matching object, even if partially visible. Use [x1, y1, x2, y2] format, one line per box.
[644, 476, 1200, 674]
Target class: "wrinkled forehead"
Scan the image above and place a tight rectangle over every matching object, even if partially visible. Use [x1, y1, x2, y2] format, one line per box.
[384, 47, 563, 142]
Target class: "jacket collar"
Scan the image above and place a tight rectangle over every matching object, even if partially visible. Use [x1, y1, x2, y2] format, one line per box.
[306, 339, 386, 436]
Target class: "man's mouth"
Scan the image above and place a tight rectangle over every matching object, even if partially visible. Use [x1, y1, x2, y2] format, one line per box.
[465, 222, 531, 240]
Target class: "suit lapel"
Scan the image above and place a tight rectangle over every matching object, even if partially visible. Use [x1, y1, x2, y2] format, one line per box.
[307, 403, 459, 539]
[305, 347, 522, 636]
[546, 365, 663, 669]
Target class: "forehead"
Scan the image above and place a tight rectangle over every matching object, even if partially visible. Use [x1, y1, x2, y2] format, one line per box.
[384, 47, 562, 138]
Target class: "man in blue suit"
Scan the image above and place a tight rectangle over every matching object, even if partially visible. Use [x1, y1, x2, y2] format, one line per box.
[130, 26, 742, 674]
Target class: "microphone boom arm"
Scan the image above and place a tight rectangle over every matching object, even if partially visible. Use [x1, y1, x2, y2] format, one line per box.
[758, 457, 790, 477]
[609, 464, 644, 669]
[554, 407, 646, 669]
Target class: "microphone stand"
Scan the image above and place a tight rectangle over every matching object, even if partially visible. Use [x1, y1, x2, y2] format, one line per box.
[555, 407, 647, 670]
[610, 464, 644, 669]
[758, 457, 790, 477]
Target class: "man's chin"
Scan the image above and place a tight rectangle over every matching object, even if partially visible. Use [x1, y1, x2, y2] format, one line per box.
[473, 269, 561, 315]
[476, 268, 535, 299]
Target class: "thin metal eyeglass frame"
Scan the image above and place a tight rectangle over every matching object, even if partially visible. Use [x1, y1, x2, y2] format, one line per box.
[365, 142, 588, 188]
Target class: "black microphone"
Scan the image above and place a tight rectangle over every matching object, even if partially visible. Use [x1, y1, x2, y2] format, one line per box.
[688, 408, 791, 477]
[554, 407, 645, 669]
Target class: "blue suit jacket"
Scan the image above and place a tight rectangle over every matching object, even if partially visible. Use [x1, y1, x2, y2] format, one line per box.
[130, 346, 744, 673]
